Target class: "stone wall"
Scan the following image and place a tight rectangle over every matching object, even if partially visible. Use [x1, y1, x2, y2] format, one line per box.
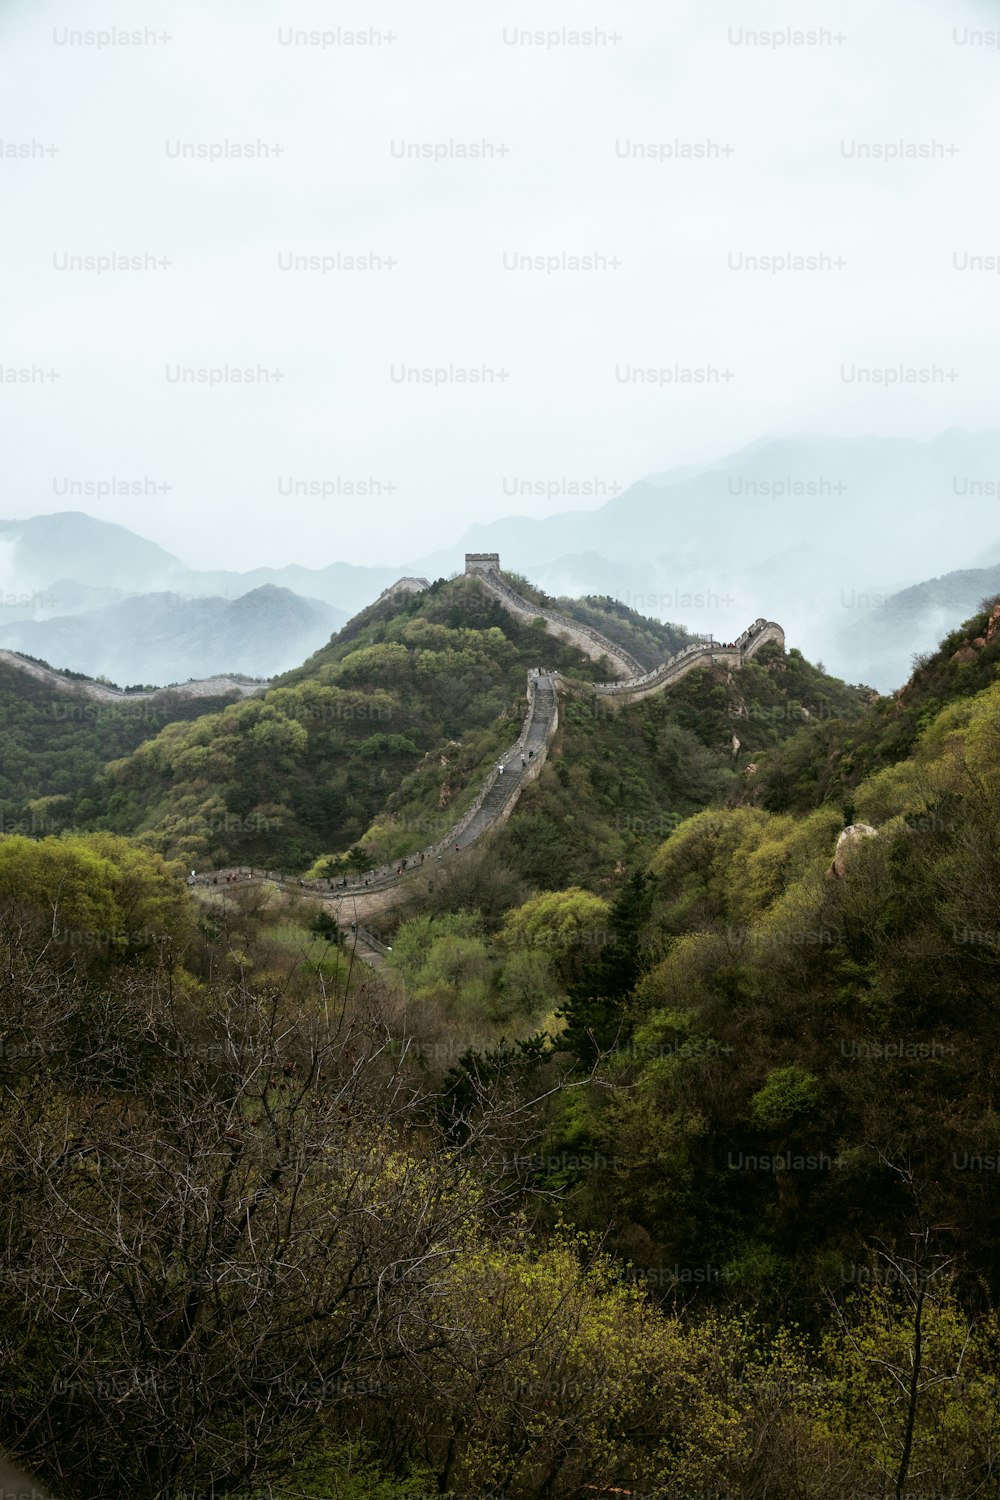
[0, 650, 267, 704]
[371, 576, 431, 606]
[590, 618, 785, 702]
[190, 590, 786, 942]
[472, 569, 643, 678]
[204, 671, 561, 929]
[742, 622, 786, 658]
[424, 670, 558, 852]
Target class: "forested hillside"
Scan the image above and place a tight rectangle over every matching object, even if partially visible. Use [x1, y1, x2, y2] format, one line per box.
[34, 575, 601, 869]
[0, 658, 247, 836]
[482, 596, 1000, 1316]
[4, 582, 1000, 1499]
[29, 574, 866, 881]
[535, 584, 691, 672]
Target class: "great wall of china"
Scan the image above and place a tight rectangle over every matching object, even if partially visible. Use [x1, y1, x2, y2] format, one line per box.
[461, 553, 784, 703]
[196, 555, 785, 963]
[0, 649, 268, 704]
[0, 555, 784, 964]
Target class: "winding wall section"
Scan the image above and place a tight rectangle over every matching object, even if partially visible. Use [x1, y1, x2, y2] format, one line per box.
[467, 565, 644, 678]
[462, 562, 784, 696]
[190, 561, 784, 957]
[197, 670, 560, 950]
[589, 617, 785, 703]
[0, 650, 267, 703]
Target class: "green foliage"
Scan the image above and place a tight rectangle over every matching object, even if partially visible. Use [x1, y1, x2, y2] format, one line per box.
[751, 598, 1000, 815]
[750, 1065, 821, 1129]
[816, 1283, 1000, 1497]
[557, 872, 656, 1062]
[386, 909, 561, 1038]
[0, 660, 241, 837]
[62, 576, 630, 871]
[540, 666, 1000, 1321]
[267, 1439, 430, 1498]
[0, 830, 192, 962]
[357, 732, 420, 758]
[491, 648, 864, 894]
[5, 591, 1000, 1498]
[310, 907, 343, 945]
[500, 887, 611, 956]
[554, 593, 691, 671]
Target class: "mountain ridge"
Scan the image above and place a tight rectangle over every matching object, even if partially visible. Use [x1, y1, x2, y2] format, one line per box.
[0, 584, 344, 686]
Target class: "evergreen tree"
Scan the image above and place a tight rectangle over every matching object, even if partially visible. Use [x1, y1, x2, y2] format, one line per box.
[558, 870, 655, 1062]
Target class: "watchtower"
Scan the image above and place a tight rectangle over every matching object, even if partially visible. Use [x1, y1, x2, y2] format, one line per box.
[465, 552, 501, 576]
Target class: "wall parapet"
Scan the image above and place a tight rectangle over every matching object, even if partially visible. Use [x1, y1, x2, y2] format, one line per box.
[591, 618, 785, 699]
[472, 567, 643, 678]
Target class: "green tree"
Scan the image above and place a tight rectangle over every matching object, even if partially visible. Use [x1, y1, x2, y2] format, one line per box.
[557, 872, 654, 1061]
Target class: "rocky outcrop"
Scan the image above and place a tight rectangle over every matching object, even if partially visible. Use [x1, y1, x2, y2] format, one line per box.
[828, 823, 879, 880]
[944, 600, 1000, 666]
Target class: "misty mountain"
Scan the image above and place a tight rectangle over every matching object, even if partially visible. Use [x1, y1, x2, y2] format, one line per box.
[971, 537, 1000, 568]
[0, 512, 185, 596]
[409, 430, 1000, 677]
[5, 430, 1000, 689]
[0, 513, 405, 616]
[0, 586, 344, 686]
[823, 564, 1000, 691]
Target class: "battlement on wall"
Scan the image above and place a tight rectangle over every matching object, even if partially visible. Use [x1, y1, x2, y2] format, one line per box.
[465, 552, 500, 575]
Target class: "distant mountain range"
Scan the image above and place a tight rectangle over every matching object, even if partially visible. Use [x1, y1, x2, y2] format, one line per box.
[408, 431, 1000, 685]
[0, 513, 394, 616]
[0, 584, 344, 686]
[3, 429, 1000, 688]
[825, 565, 1000, 690]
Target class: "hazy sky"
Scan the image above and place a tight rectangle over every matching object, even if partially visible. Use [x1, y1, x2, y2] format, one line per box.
[2, 0, 999, 570]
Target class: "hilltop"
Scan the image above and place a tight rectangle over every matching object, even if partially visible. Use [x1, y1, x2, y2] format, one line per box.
[10, 433, 1000, 691]
[31, 561, 865, 882]
[746, 594, 1000, 815]
[825, 564, 1000, 690]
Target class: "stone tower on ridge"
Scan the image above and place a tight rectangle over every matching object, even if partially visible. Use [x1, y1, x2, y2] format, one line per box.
[465, 552, 501, 576]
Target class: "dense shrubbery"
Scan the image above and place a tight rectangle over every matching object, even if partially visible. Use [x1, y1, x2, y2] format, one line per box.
[6, 587, 1000, 1496]
[553, 591, 691, 670]
[750, 596, 1000, 814]
[5, 873, 1000, 1499]
[0, 660, 241, 835]
[489, 642, 867, 890]
[540, 668, 1000, 1326]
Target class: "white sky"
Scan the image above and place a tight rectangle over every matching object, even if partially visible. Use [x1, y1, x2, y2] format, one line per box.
[2, 0, 999, 569]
